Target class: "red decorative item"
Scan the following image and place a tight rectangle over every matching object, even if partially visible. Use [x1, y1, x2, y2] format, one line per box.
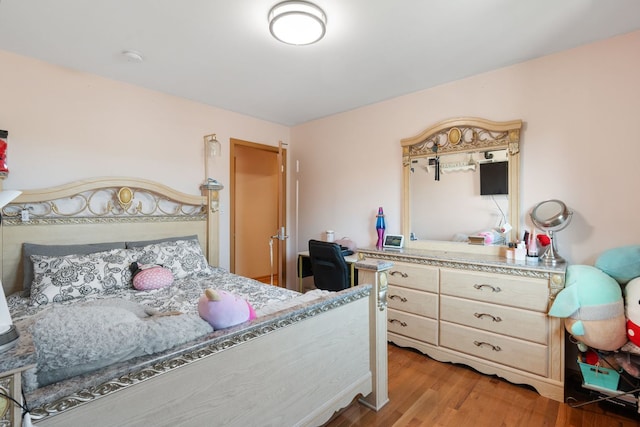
[537, 234, 551, 247]
[584, 349, 599, 365]
[0, 130, 9, 175]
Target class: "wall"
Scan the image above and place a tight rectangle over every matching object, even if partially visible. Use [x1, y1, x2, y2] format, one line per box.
[2, 30, 640, 291]
[292, 30, 640, 266]
[0, 50, 290, 272]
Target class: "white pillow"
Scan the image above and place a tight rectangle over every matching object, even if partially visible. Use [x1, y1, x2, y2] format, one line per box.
[30, 248, 134, 306]
[128, 239, 211, 279]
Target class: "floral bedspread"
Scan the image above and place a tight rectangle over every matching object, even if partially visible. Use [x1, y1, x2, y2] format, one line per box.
[7, 267, 302, 321]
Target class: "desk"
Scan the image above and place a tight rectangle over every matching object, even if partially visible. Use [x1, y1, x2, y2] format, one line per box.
[297, 251, 359, 293]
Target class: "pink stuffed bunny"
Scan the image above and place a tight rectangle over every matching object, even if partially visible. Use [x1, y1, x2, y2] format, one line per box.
[198, 289, 256, 330]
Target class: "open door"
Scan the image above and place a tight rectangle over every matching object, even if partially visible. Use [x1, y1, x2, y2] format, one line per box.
[271, 141, 288, 287]
[231, 139, 287, 287]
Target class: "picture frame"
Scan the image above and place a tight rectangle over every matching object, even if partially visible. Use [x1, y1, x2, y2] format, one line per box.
[383, 234, 404, 249]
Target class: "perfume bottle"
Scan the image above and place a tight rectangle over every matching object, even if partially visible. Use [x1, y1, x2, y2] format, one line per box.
[376, 207, 385, 249]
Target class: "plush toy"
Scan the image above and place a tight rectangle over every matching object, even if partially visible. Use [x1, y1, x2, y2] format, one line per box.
[548, 264, 627, 351]
[595, 245, 640, 285]
[625, 277, 640, 346]
[197, 289, 256, 330]
[130, 262, 174, 290]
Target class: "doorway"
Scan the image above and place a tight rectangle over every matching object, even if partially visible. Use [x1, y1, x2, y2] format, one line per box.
[230, 138, 287, 287]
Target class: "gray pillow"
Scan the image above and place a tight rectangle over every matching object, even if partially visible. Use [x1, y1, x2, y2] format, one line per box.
[22, 241, 126, 297]
[33, 304, 144, 387]
[125, 235, 199, 249]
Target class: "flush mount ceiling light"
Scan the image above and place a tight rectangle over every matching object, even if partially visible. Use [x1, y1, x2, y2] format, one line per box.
[268, 1, 326, 45]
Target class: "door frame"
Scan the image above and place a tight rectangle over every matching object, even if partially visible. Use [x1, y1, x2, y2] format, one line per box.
[230, 138, 287, 286]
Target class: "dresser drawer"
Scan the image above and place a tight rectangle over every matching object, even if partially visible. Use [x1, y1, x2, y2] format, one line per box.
[387, 262, 438, 292]
[388, 285, 438, 318]
[440, 321, 548, 377]
[440, 295, 548, 344]
[388, 308, 438, 345]
[440, 269, 549, 312]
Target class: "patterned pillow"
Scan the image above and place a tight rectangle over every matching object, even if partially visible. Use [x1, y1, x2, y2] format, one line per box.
[129, 239, 210, 279]
[30, 248, 134, 306]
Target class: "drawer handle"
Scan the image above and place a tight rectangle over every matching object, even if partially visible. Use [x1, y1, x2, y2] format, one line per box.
[389, 295, 408, 302]
[389, 319, 407, 327]
[473, 284, 502, 293]
[390, 270, 409, 278]
[474, 312, 502, 322]
[473, 341, 502, 352]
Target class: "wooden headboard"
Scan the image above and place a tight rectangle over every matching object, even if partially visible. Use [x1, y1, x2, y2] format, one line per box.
[0, 177, 221, 296]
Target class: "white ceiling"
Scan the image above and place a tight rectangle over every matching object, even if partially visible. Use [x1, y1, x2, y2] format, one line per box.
[1, 0, 640, 126]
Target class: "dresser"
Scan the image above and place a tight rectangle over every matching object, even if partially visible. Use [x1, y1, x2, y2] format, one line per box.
[358, 246, 566, 402]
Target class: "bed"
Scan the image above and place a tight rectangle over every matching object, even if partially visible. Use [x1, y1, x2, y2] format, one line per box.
[0, 177, 389, 426]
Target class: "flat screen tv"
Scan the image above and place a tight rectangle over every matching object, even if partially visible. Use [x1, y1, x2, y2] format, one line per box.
[480, 161, 508, 195]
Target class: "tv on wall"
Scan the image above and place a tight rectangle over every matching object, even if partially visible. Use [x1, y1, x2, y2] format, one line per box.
[480, 161, 508, 195]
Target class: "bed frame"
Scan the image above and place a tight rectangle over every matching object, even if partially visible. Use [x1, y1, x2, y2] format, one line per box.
[0, 177, 389, 426]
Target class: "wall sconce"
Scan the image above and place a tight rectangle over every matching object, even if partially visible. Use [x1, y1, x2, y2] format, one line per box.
[205, 133, 221, 158]
[202, 133, 224, 213]
[203, 178, 224, 213]
[204, 132, 221, 169]
[203, 133, 221, 182]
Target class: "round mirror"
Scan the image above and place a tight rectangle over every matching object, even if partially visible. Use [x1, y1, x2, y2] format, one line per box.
[531, 199, 572, 231]
[530, 199, 572, 265]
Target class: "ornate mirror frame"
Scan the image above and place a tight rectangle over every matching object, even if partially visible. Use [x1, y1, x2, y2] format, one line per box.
[401, 117, 523, 251]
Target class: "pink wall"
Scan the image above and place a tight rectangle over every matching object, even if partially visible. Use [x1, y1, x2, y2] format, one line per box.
[0, 50, 290, 271]
[2, 30, 640, 289]
[292, 30, 640, 265]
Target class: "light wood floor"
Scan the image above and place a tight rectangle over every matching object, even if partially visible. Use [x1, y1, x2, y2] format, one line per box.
[325, 344, 640, 427]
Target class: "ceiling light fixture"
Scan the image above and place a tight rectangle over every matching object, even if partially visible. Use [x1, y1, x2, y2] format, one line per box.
[268, 1, 326, 46]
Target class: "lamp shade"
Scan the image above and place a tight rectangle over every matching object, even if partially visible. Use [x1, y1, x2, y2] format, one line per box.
[206, 134, 221, 158]
[0, 190, 20, 209]
[0, 287, 12, 334]
[268, 1, 326, 45]
[0, 189, 21, 351]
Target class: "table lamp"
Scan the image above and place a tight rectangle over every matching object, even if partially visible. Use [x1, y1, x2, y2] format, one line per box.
[0, 189, 22, 353]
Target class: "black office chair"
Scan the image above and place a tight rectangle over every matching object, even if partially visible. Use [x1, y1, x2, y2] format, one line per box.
[308, 239, 351, 291]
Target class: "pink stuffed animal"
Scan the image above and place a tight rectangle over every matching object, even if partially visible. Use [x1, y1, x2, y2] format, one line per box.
[198, 289, 256, 330]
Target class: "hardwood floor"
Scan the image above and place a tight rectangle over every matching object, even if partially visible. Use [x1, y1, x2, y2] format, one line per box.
[253, 275, 279, 286]
[325, 344, 640, 426]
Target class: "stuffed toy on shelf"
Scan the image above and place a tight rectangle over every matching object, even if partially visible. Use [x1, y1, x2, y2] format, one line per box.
[548, 264, 627, 351]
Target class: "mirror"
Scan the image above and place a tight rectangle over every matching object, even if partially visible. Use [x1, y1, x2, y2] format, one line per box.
[401, 117, 522, 251]
[530, 199, 573, 265]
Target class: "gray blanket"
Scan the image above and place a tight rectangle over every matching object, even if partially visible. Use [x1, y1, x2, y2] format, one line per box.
[30, 299, 213, 389]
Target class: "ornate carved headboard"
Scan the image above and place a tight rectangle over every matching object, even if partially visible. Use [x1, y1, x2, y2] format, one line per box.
[1, 177, 221, 296]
